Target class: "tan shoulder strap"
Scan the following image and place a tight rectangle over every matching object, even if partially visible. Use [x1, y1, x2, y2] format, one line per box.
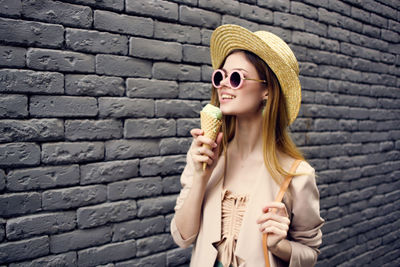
[262, 159, 302, 267]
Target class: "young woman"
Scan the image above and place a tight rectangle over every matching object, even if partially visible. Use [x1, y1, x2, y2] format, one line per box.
[171, 24, 324, 267]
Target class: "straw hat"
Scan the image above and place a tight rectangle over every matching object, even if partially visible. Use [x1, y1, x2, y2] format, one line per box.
[210, 24, 301, 125]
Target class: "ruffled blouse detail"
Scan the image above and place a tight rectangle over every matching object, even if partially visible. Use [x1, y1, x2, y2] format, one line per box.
[216, 189, 249, 267]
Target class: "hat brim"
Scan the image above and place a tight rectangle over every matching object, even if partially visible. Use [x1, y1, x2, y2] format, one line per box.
[210, 24, 301, 125]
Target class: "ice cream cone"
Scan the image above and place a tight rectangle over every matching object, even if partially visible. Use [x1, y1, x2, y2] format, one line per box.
[200, 111, 222, 171]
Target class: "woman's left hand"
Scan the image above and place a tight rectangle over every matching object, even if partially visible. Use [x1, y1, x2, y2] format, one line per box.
[257, 202, 290, 249]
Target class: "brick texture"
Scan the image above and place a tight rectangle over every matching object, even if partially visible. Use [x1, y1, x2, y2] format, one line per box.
[0, 0, 399, 266]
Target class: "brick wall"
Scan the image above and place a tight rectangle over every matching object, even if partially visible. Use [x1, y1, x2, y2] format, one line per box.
[0, 0, 399, 266]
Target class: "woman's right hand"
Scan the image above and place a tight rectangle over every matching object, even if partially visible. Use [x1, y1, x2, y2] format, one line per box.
[189, 128, 223, 179]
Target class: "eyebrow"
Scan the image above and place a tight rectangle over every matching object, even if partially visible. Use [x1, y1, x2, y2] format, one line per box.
[221, 68, 249, 73]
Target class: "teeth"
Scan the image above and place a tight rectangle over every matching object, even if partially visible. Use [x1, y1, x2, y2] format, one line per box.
[222, 94, 236, 99]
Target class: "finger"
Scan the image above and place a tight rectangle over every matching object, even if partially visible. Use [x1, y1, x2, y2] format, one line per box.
[262, 202, 288, 216]
[196, 135, 217, 148]
[257, 213, 290, 225]
[259, 220, 289, 232]
[190, 128, 204, 138]
[260, 225, 288, 237]
[198, 146, 215, 159]
[192, 154, 212, 164]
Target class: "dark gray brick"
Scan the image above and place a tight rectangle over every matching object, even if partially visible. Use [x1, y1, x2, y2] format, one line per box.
[0, 192, 41, 217]
[292, 31, 320, 48]
[0, 119, 64, 143]
[80, 159, 139, 185]
[116, 252, 165, 267]
[182, 44, 210, 64]
[78, 240, 136, 267]
[258, 0, 289, 11]
[140, 155, 186, 176]
[27, 48, 95, 73]
[30, 95, 97, 118]
[199, 0, 239, 15]
[274, 12, 305, 30]
[98, 97, 154, 118]
[65, 75, 124, 96]
[318, 7, 345, 27]
[124, 118, 176, 138]
[389, 19, 400, 33]
[201, 28, 213, 46]
[21, 0, 92, 28]
[163, 175, 181, 194]
[0, 169, 5, 192]
[130, 37, 182, 62]
[202, 64, 213, 82]
[167, 247, 192, 267]
[0, 69, 63, 94]
[65, 0, 124, 11]
[0, 142, 40, 167]
[221, 15, 259, 32]
[291, 1, 318, 19]
[136, 234, 174, 257]
[0, 236, 49, 264]
[0, 0, 21, 17]
[159, 137, 192, 155]
[6, 211, 76, 240]
[113, 216, 164, 242]
[7, 165, 79, 191]
[42, 185, 106, 211]
[77, 200, 137, 229]
[126, 0, 178, 21]
[126, 78, 179, 99]
[65, 119, 123, 141]
[137, 195, 177, 218]
[177, 118, 200, 136]
[0, 94, 28, 118]
[351, 6, 370, 24]
[66, 28, 128, 55]
[154, 22, 201, 44]
[320, 37, 340, 52]
[153, 63, 201, 81]
[156, 100, 201, 118]
[108, 177, 162, 201]
[179, 5, 221, 28]
[0, 46, 25, 67]
[41, 142, 104, 164]
[96, 54, 152, 77]
[239, 3, 273, 24]
[50, 226, 112, 253]
[304, 19, 328, 37]
[94, 10, 153, 37]
[0, 17, 63, 48]
[8, 252, 77, 267]
[105, 139, 159, 160]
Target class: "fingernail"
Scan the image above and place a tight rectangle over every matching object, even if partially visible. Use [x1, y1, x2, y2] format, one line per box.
[213, 142, 217, 148]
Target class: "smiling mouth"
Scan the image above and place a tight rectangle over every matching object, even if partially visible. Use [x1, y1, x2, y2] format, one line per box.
[221, 94, 236, 100]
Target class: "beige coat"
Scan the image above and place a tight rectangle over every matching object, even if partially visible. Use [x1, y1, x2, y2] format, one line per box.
[171, 152, 324, 267]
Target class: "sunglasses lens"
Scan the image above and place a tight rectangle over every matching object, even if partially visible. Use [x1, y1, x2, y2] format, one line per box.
[230, 71, 241, 88]
[213, 71, 223, 87]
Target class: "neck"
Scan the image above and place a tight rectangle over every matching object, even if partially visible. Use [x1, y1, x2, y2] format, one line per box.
[231, 112, 264, 160]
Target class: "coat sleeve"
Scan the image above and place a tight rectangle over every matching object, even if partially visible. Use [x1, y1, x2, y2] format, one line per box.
[170, 149, 198, 248]
[287, 161, 325, 267]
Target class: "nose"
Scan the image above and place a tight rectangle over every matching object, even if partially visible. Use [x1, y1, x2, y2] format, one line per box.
[219, 75, 230, 88]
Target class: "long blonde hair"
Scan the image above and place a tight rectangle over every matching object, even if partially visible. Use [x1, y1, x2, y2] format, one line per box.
[210, 50, 304, 185]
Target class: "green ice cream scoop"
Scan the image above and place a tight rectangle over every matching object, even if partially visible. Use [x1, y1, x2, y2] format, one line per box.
[201, 104, 222, 120]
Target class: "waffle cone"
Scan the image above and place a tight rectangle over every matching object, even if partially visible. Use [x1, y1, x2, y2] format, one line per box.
[200, 111, 222, 171]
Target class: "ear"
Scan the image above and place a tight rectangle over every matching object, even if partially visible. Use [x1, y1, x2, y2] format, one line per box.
[262, 89, 269, 100]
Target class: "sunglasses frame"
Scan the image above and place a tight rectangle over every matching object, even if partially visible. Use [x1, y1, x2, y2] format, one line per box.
[211, 69, 267, 89]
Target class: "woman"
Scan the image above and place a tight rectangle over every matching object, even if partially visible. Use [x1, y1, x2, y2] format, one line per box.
[170, 24, 324, 267]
